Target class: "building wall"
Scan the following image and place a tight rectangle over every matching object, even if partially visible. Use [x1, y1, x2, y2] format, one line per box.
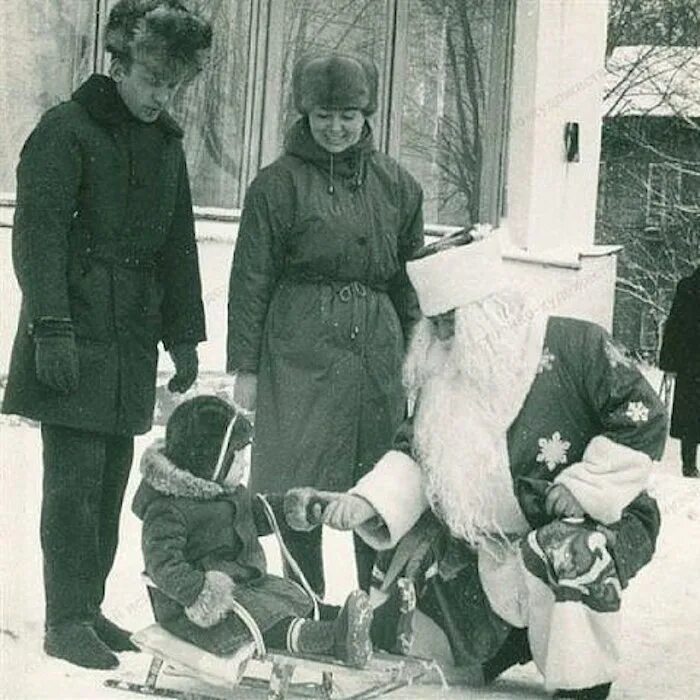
[508, 0, 608, 252]
[502, 0, 616, 330]
[1, 0, 616, 376]
[597, 116, 700, 353]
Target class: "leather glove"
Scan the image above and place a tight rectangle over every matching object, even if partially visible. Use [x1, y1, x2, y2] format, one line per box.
[33, 318, 79, 394]
[233, 371, 257, 412]
[168, 343, 198, 393]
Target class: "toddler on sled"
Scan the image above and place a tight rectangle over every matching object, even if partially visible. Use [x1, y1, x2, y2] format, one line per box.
[131, 395, 373, 669]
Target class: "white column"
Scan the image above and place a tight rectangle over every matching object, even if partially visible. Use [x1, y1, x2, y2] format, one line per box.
[506, 0, 609, 252]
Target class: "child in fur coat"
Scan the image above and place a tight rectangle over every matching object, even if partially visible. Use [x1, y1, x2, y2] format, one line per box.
[131, 395, 373, 666]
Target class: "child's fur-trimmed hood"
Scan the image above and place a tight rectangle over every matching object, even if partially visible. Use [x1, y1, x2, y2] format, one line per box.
[136, 438, 235, 505]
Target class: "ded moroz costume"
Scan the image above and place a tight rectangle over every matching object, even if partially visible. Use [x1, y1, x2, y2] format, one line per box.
[321, 229, 667, 699]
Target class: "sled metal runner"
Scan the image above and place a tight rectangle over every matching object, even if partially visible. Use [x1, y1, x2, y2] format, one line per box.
[104, 639, 432, 700]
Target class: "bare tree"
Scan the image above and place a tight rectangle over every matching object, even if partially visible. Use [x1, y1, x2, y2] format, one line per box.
[400, 0, 493, 224]
[600, 0, 700, 357]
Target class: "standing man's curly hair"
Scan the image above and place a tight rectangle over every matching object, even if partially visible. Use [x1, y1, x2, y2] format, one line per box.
[105, 0, 212, 80]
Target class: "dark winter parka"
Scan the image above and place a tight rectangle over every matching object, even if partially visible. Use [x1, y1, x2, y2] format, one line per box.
[132, 442, 312, 655]
[2, 75, 206, 435]
[659, 268, 700, 441]
[227, 118, 424, 493]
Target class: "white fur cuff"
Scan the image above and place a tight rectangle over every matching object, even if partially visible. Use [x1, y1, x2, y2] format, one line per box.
[554, 435, 652, 525]
[351, 450, 429, 549]
[184, 570, 237, 628]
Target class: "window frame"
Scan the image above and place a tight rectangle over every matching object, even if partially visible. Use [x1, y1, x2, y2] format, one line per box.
[1, 0, 514, 234]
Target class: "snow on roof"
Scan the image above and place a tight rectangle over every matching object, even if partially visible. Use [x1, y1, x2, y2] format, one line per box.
[605, 45, 700, 118]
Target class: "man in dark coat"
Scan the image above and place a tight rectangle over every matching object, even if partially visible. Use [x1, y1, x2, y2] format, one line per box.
[659, 267, 700, 478]
[2, 0, 211, 669]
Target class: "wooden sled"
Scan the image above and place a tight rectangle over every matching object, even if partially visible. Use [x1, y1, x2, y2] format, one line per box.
[105, 622, 434, 700]
[106, 496, 436, 699]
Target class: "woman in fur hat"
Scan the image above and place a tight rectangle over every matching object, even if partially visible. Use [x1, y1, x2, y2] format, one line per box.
[227, 53, 425, 597]
[132, 395, 373, 666]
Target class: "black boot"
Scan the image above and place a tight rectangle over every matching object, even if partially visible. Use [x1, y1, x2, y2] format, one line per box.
[44, 622, 119, 669]
[554, 683, 612, 699]
[93, 614, 138, 652]
[370, 577, 417, 655]
[682, 464, 700, 478]
[288, 591, 373, 668]
[482, 627, 532, 684]
[681, 440, 699, 478]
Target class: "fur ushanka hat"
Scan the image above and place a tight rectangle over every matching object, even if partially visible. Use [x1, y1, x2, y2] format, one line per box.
[164, 395, 253, 482]
[104, 0, 212, 80]
[292, 53, 379, 116]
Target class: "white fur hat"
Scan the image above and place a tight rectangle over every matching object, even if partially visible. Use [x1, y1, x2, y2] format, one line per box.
[406, 228, 508, 317]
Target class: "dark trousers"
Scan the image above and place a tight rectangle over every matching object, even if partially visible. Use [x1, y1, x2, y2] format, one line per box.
[40, 424, 133, 627]
[681, 439, 698, 475]
[280, 526, 376, 600]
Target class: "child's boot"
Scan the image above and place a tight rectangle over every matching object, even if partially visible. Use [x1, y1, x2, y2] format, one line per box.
[290, 591, 373, 668]
[332, 590, 373, 668]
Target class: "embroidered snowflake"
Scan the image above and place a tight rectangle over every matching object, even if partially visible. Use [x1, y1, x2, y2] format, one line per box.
[537, 347, 556, 374]
[536, 431, 571, 471]
[625, 401, 650, 423]
[604, 339, 634, 369]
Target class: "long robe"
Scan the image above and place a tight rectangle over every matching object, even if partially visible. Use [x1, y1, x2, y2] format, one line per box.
[659, 269, 700, 442]
[352, 316, 667, 691]
[227, 118, 424, 493]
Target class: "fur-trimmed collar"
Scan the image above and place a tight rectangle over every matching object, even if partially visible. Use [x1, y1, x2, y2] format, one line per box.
[139, 439, 236, 500]
[72, 74, 183, 137]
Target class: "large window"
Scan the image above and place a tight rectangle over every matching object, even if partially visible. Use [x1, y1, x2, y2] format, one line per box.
[0, 1, 96, 194]
[262, 0, 390, 163]
[1, 0, 514, 227]
[397, 0, 510, 226]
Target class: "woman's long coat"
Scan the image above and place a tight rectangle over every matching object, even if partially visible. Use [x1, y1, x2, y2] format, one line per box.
[227, 118, 424, 493]
[659, 269, 700, 441]
[2, 75, 205, 435]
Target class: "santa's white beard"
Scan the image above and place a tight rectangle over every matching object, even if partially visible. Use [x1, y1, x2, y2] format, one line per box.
[404, 291, 544, 545]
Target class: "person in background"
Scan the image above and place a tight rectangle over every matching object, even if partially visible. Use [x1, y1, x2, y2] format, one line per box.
[226, 52, 424, 597]
[2, 0, 211, 669]
[292, 230, 667, 700]
[132, 395, 373, 669]
[659, 266, 700, 478]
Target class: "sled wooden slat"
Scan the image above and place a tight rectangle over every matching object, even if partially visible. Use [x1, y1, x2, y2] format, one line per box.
[105, 624, 432, 699]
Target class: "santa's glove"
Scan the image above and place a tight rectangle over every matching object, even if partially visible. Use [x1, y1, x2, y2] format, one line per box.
[168, 343, 198, 393]
[32, 318, 79, 394]
[284, 488, 332, 531]
[184, 570, 236, 628]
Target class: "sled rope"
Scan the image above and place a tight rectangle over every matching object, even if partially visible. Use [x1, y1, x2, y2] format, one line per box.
[256, 493, 322, 620]
[229, 599, 266, 658]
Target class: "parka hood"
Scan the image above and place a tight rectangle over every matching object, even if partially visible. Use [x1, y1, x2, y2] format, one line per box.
[284, 117, 374, 193]
[72, 74, 183, 137]
[132, 439, 236, 520]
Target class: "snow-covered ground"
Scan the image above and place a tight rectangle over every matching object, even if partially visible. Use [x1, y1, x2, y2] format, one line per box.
[1, 382, 699, 700]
